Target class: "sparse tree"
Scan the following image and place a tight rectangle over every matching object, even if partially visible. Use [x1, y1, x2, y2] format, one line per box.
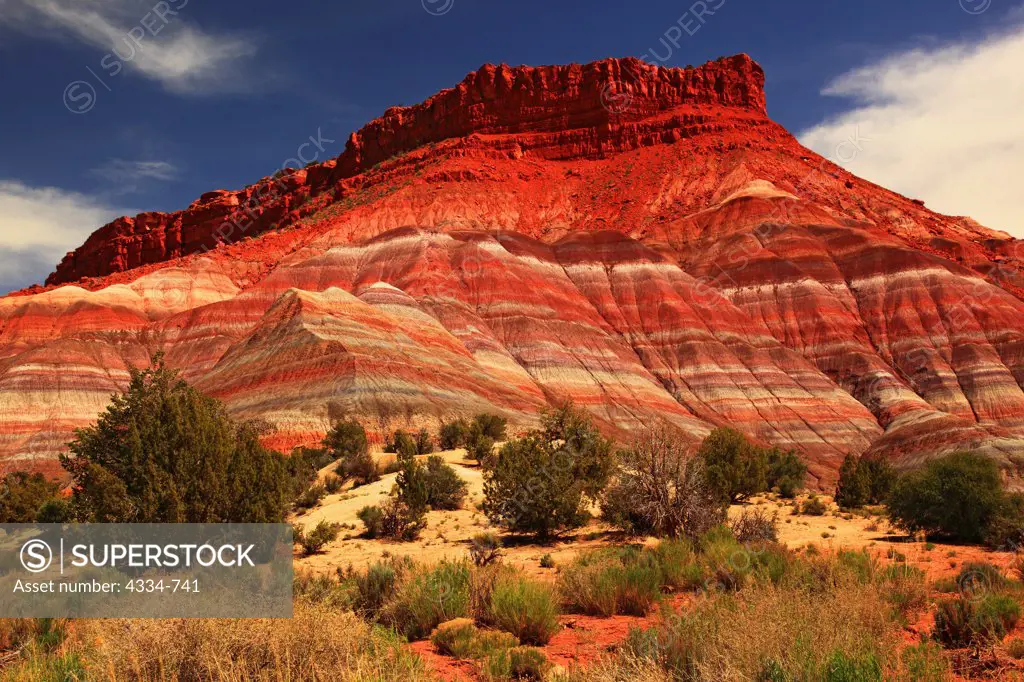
[602, 424, 726, 540]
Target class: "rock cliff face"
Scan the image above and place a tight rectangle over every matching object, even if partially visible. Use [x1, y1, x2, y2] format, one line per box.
[4, 54, 1024, 484]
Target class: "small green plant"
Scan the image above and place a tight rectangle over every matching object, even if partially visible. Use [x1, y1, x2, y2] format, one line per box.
[297, 519, 341, 555]
[934, 593, 1021, 647]
[539, 554, 555, 569]
[352, 561, 400, 618]
[431, 619, 518, 659]
[900, 641, 951, 679]
[293, 483, 326, 511]
[382, 560, 472, 640]
[558, 547, 666, 617]
[469, 532, 503, 567]
[801, 496, 827, 516]
[488, 574, 561, 645]
[324, 474, 343, 494]
[482, 646, 550, 681]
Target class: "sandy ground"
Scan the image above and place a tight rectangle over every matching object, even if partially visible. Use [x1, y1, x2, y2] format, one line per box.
[292, 448, 624, 577]
[292, 448, 1017, 581]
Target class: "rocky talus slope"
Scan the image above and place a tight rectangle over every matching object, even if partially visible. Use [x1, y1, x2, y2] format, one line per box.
[3, 55, 1023, 485]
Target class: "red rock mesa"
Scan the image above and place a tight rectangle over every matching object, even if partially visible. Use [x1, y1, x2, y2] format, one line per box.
[3, 54, 1023, 486]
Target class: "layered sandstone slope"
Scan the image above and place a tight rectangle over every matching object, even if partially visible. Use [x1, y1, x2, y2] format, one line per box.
[3, 54, 1024, 483]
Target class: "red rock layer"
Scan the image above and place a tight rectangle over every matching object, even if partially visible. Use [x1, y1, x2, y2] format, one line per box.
[3, 54, 1024, 485]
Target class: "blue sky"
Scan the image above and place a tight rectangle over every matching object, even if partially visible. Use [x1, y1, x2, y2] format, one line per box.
[1, 0, 1022, 293]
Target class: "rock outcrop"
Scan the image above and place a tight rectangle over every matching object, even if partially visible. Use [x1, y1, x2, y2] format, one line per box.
[4, 54, 1024, 484]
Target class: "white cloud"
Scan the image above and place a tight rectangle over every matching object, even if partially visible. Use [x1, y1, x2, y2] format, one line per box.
[89, 159, 178, 193]
[0, 180, 131, 293]
[799, 26, 1024, 238]
[0, 0, 256, 93]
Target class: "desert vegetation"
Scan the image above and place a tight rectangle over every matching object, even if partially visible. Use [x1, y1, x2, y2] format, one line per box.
[60, 356, 297, 523]
[11, 385, 1024, 681]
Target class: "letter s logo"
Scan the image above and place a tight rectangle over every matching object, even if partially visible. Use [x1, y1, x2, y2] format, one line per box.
[20, 539, 53, 573]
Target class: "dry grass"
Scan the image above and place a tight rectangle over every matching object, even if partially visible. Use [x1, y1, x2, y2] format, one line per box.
[2, 605, 427, 682]
[563, 549, 946, 682]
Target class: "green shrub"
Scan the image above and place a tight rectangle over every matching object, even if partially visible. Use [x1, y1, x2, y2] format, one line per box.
[353, 557, 413, 619]
[469, 532, 503, 567]
[539, 554, 555, 569]
[382, 560, 472, 640]
[983, 492, 1024, 549]
[0, 471, 63, 523]
[298, 519, 341, 555]
[422, 455, 468, 510]
[482, 403, 614, 539]
[488, 574, 561, 645]
[358, 497, 426, 541]
[877, 564, 927, 622]
[396, 448, 429, 513]
[557, 551, 623, 616]
[651, 539, 704, 590]
[888, 451, 1009, 543]
[439, 419, 470, 450]
[558, 547, 664, 616]
[934, 593, 1021, 647]
[482, 646, 550, 681]
[415, 428, 435, 455]
[467, 433, 496, 463]
[61, 355, 290, 523]
[473, 414, 508, 441]
[835, 454, 895, 510]
[293, 483, 326, 511]
[800, 496, 828, 516]
[698, 427, 768, 504]
[293, 571, 352, 609]
[323, 419, 368, 462]
[335, 447, 380, 487]
[35, 498, 72, 523]
[766, 448, 807, 498]
[699, 525, 751, 591]
[750, 542, 794, 586]
[430, 619, 480, 658]
[836, 550, 877, 584]
[387, 430, 419, 458]
[430, 619, 518, 660]
[324, 474, 344, 494]
[956, 562, 1008, 596]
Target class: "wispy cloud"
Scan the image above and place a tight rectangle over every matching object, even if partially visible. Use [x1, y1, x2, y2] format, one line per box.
[0, 180, 131, 293]
[89, 158, 178, 194]
[0, 0, 257, 94]
[799, 23, 1024, 238]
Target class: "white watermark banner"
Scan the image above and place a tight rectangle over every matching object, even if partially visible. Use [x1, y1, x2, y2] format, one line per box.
[0, 524, 293, 618]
